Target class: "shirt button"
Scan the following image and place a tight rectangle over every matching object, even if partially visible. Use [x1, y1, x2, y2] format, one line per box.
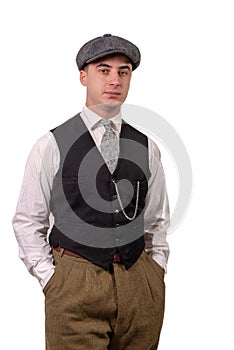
[115, 223, 120, 227]
[115, 238, 120, 243]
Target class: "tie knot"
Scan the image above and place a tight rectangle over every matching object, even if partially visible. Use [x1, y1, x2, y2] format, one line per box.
[99, 119, 113, 131]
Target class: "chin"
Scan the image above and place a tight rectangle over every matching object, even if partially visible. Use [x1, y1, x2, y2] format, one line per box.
[102, 101, 122, 111]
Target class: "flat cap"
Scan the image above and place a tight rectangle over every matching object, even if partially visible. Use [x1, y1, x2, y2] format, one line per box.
[76, 34, 141, 71]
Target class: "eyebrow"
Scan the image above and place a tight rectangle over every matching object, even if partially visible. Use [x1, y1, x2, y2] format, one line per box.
[95, 63, 131, 70]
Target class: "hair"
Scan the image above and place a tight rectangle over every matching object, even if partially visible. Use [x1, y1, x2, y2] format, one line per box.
[82, 64, 89, 72]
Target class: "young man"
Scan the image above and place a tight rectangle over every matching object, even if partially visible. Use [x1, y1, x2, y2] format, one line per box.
[13, 34, 170, 349]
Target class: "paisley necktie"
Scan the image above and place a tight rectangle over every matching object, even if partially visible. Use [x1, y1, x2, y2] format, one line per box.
[100, 119, 119, 173]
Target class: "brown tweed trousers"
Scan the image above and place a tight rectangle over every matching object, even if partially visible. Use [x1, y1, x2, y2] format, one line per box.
[44, 249, 165, 350]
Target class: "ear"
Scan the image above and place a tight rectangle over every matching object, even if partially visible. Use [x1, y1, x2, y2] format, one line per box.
[80, 70, 87, 86]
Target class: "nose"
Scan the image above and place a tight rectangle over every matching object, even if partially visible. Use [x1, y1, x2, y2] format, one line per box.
[108, 70, 120, 86]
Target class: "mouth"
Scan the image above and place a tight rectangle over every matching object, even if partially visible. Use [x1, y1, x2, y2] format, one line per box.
[104, 91, 121, 97]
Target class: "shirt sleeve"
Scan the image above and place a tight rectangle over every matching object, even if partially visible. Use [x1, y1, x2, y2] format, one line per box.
[144, 138, 170, 272]
[12, 132, 59, 289]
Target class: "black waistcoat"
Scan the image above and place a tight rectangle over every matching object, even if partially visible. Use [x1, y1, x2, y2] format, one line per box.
[49, 113, 151, 270]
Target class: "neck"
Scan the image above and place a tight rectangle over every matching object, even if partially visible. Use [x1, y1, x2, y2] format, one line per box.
[87, 103, 122, 119]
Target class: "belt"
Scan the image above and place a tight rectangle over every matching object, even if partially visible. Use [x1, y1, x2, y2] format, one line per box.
[53, 246, 122, 263]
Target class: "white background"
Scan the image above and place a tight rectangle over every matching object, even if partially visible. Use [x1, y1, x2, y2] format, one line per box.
[1, 0, 234, 349]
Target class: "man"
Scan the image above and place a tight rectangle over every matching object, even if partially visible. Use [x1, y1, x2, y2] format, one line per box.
[13, 34, 170, 349]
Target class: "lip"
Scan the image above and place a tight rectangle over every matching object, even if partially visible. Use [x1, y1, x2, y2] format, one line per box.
[104, 91, 121, 96]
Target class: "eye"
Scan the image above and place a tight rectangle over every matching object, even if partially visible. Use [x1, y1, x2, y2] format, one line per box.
[99, 69, 109, 74]
[119, 70, 129, 76]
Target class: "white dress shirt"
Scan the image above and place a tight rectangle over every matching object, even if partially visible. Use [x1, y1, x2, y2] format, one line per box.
[12, 107, 170, 289]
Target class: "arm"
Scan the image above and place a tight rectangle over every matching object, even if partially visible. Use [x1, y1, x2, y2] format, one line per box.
[144, 138, 170, 272]
[12, 133, 59, 289]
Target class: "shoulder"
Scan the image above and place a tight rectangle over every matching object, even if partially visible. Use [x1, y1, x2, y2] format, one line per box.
[121, 120, 148, 145]
[50, 113, 81, 133]
[27, 132, 58, 163]
[31, 132, 56, 151]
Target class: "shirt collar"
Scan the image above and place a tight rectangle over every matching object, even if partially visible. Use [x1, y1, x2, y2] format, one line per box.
[80, 106, 122, 133]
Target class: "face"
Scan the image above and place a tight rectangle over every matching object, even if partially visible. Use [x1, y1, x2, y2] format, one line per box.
[80, 54, 132, 117]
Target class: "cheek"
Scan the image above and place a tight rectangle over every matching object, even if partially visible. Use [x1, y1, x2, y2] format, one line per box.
[123, 80, 131, 93]
[87, 84, 102, 102]
[88, 78, 103, 91]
